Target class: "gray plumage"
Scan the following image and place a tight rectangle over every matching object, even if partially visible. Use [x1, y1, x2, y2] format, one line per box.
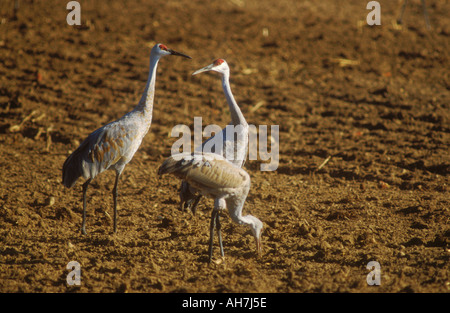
[62, 43, 191, 234]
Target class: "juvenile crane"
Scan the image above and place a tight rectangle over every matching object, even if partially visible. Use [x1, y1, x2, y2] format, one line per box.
[159, 152, 262, 262]
[62, 43, 191, 234]
[180, 59, 249, 233]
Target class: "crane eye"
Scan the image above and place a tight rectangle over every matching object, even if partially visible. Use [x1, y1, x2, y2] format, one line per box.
[159, 44, 168, 51]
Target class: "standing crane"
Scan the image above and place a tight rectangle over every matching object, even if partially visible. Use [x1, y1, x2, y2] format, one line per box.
[178, 59, 249, 260]
[158, 152, 262, 261]
[62, 43, 191, 235]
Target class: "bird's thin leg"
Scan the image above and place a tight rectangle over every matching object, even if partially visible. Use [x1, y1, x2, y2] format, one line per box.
[112, 172, 121, 233]
[421, 0, 431, 30]
[81, 178, 92, 235]
[190, 196, 201, 215]
[208, 209, 217, 262]
[216, 212, 224, 258]
[397, 0, 408, 25]
[13, 0, 19, 20]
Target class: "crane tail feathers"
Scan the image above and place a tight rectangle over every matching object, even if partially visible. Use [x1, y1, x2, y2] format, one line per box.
[157, 155, 190, 178]
[62, 154, 82, 188]
[62, 142, 89, 188]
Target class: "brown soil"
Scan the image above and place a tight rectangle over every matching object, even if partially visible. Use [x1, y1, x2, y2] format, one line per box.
[0, 0, 449, 293]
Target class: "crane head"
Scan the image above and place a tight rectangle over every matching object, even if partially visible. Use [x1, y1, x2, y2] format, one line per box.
[192, 58, 229, 76]
[153, 43, 191, 59]
[247, 215, 263, 257]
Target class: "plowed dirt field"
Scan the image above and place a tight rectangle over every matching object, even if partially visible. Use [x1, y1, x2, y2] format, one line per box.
[0, 0, 448, 293]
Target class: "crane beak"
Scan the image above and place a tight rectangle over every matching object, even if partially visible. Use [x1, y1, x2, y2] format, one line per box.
[192, 63, 214, 75]
[168, 49, 192, 59]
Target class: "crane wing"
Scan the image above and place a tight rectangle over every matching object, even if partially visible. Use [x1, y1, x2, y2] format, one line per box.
[95, 121, 139, 163]
[63, 119, 133, 186]
[159, 153, 249, 190]
[63, 115, 145, 187]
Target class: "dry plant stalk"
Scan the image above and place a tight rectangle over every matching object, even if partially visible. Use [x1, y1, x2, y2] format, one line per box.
[316, 155, 332, 171]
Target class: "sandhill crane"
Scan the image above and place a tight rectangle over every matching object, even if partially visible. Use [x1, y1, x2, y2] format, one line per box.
[397, 0, 431, 30]
[158, 152, 262, 261]
[180, 59, 249, 216]
[62, 43, 191, 234]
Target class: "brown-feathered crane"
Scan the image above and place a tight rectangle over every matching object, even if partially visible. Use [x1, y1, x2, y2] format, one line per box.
[158, 152, 262, 262]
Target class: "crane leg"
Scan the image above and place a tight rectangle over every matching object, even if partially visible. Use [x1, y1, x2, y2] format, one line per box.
[421, 0, 431, 30]
[216, 212, 224, 258]
[397, 0, 408, 25]
[189, 196, 202, 215]
[208, 209, 218, 262]
[208, 209, 215, 262]
[397, 0, 431, 29]
[112, 172, 121, 233]
[208, 209, 225, 262]
[81, 178, 92, 235]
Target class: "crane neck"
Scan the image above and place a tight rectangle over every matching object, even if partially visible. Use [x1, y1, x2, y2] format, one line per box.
[226, 198, 253, 226]
[222, 73, 247, 127]
[136, 54, 160, 115]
